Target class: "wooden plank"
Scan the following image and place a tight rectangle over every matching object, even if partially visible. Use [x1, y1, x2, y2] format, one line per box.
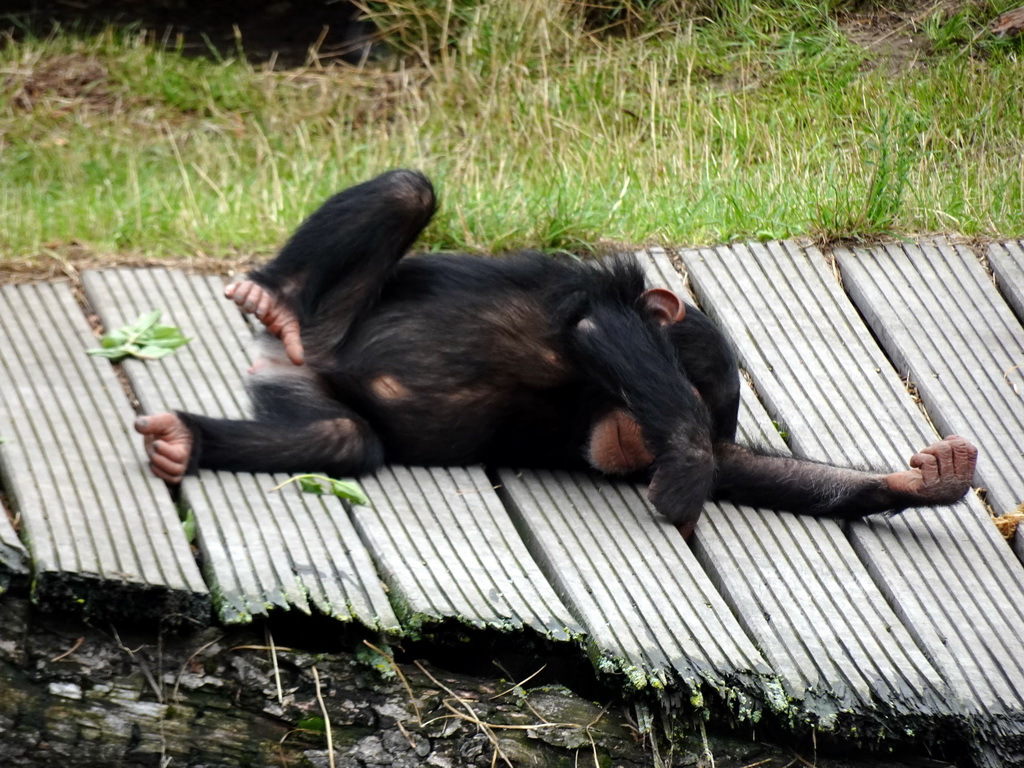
[641, 250, 951, 733]
[680, 240, 1024, 763]
[836, 240, 1024, 517]
[352, 465, 582, 640]
[497, 466, 777, 711]
[988, 240, 1024, 324]
[0, 282, 208, 622]
[83, 268, 577, 641]
[82, 269, 398, 629]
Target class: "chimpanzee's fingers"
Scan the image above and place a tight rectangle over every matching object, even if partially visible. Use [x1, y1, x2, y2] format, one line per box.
[943, 435, 978, 476]
[264, 310, 287, 339]
[241, 287, 261, 313]
[150, 461, 184, 484]
[149, 441, 188, 483]
[279, 318, 304, 365]
[909, 450, 939, 485]
[151, 439, 189, 465]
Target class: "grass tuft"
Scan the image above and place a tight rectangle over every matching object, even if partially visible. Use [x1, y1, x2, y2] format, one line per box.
[1, 0, 1023, 259]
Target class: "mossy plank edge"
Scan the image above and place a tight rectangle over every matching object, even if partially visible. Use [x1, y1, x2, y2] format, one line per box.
[496, 465, 775, 722]
[351, 464, 582, 642]
[80, 269, 397, 632]
[0, 281, 209, 622]
[680, 239, 1024, 762]
[0, 451, 30, 579]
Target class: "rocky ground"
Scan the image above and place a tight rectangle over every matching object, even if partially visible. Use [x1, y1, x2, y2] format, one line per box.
[0, 593, 962, 767]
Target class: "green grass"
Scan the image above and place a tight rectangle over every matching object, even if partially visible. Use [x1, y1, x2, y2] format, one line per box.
[1, 0, 1023, 259]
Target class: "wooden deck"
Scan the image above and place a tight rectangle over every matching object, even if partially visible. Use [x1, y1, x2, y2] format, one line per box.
[1, 238, 1022, 764]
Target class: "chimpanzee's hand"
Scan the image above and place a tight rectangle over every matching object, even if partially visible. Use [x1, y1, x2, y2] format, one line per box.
[648, 454, 714, 540]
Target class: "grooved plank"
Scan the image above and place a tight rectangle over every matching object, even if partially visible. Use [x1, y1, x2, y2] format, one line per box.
[641, 250, 950, 730]
[988, 240, 1024, 324]
[681, 240, 1024, 761]
[497, 466, 775, 707]
[836, 240, 1024, 517]
[0, 282, 208, 622]
[351, 465, 581, 640]
[82, 269, 398, 629]
[83, 268, 573, 639]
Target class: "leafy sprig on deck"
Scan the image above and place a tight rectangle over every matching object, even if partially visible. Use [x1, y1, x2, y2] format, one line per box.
[87, 310, 192, 362]
[270, 474, 370, 506]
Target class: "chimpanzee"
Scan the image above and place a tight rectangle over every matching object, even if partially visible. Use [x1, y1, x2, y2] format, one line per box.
[136, 169, 977, 536]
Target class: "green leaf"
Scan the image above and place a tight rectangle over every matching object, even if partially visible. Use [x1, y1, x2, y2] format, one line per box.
[270, 474, 370, 506]
[86, 347, 126, 359]
[135, 345, 174, 359]
[181, 508, 197, 543]
[130, 309, 162, 336]
[327, 479, 370, 505]
[298, 476, 325, 494]
[86, 310, 191, 363]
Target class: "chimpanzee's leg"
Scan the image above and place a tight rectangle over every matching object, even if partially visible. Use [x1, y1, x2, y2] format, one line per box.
[226, 169, 437, 363]
[713, 436, 978, 517]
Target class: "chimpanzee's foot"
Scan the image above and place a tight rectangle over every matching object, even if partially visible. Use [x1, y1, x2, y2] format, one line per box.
[225, 280, 304, 365]
[135, 412, 193, 484]
[884, 435, 978, 505]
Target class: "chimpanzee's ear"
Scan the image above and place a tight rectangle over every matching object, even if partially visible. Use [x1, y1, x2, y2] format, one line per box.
[641, 288, 686, 326]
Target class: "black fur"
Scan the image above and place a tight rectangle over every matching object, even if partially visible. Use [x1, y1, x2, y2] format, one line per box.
[170, 170, 961, 529]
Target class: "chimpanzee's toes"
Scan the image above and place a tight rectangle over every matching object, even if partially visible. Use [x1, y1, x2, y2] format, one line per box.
[943, 435, 978, 477]
[889, 436, 978, 505]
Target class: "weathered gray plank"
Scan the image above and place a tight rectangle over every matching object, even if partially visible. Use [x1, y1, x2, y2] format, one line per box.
[641, 250, 950, 732]
[681, 240, 1024, 762]
[988, 240, 1024, 324]
[83, 268, 576, 641]
[837, 240, 1024, 517]
[498, 465, 777, 715]
[82, 269, 398, 629]
[352, 464, 582, 640]
[0, 282, 208, 622]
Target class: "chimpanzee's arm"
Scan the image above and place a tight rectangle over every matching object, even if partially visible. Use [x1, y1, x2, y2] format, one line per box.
[666, 308, 741, 442]
[713, 437, 978, 517]
[136, 410, 385, 483]
[566, 263, 716, 532]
